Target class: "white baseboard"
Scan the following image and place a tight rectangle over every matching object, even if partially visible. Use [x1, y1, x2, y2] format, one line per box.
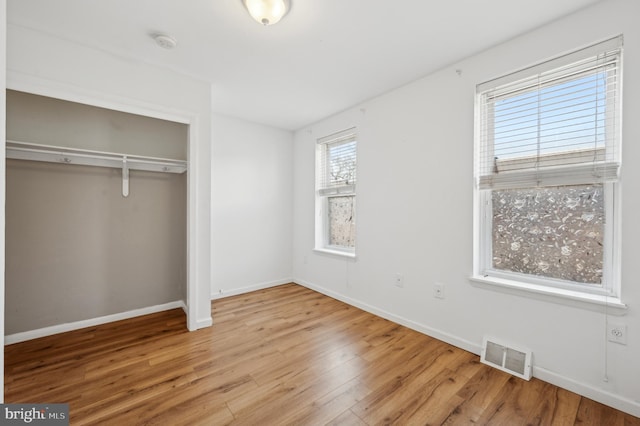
[189, 316, 213, 331]
[293, 278, 640, 418]
[5, 300, 187, 345]
[533, 366, 640, 418]
[211, 278, 292, 300]
[294, 278, 481, 354]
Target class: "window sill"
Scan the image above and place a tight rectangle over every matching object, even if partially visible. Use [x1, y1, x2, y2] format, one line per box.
[313, 248, 356, 260]
[470, 275, 627, 315]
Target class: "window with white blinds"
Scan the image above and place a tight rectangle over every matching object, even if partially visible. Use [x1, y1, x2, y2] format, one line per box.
[317, 129, 357, 196]
[315, 128, 357, 254]
[473, 37, 623, 297]
[476, 36, 622, 190]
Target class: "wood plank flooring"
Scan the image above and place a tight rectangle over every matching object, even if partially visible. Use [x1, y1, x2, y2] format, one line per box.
[5, 283, 640, 425]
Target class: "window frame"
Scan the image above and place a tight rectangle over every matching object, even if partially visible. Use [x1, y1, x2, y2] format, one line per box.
[476, 182, 618, 297]
[472, 37, 624, 307]
[315, 128, 357, 258]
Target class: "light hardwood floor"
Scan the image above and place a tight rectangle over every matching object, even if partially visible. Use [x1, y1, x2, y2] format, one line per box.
[5, 283, 640, 425]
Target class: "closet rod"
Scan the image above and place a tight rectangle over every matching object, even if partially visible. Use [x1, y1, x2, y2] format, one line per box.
[5, 140, 187, 174]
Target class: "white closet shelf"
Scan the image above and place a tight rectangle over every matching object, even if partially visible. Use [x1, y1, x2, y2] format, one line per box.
[6, 140, 187, 174]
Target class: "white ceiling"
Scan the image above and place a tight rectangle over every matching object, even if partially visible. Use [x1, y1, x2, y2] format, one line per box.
[7, 0, 602, 131]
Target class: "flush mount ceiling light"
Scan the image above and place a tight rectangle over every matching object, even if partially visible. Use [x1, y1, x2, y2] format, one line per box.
[242, 0, 290, 26]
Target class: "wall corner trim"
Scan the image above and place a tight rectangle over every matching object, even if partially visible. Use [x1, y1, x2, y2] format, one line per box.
[191, 316, 213, 331]
[210, 278, 294, 300]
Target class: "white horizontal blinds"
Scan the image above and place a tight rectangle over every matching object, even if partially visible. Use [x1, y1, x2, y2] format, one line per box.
[477, 36, 622, 190]
[317, 128, 357, 196]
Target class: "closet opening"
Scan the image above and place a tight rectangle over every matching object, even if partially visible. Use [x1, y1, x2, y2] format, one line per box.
[4, 90, 189, 341]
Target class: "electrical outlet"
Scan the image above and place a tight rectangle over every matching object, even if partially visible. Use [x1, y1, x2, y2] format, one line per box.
[394, 273, 404, 288]
[607, 323, 627, 345]
[434, 283, 445, 299]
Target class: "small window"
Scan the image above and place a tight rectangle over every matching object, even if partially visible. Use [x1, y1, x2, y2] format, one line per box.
[474, 36, 622, 297]
[315, 128, 357, 255]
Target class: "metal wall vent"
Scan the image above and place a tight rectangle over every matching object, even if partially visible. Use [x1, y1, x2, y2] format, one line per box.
[480, 336, 532, 380]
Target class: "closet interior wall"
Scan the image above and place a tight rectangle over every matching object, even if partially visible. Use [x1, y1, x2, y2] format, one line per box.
[5, 90, 188, 335]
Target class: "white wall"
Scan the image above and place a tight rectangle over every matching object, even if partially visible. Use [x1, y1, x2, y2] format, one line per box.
[293, 0, 640, 416]
[1, 0, 7, 402]
[6, 24, 213, 331]
[211, 114, 293, 299]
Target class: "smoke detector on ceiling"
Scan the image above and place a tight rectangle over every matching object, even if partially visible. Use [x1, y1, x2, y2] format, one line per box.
[153, 34, 177, 50]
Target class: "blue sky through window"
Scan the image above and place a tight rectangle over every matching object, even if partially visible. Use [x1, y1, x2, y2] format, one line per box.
[328, 140, 356, 186]
[493, 72, 608, 160]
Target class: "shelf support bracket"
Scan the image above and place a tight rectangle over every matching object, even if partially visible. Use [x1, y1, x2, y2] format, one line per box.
[122, 156, 129, 197]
